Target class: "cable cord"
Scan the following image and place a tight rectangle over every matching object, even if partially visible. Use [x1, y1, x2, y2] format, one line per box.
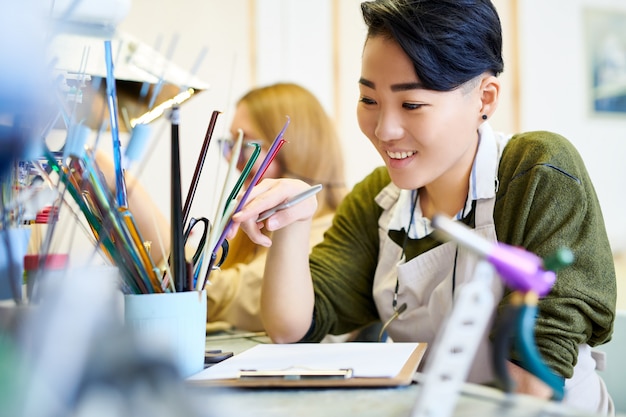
[378, 302, 407, 342]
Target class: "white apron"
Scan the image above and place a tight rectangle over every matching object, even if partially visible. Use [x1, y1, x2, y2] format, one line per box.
[372, 185, 503, 383]
[371, 136, 611, 415]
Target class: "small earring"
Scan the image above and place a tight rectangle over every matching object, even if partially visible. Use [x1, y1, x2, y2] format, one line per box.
[482, 114, 488, 120]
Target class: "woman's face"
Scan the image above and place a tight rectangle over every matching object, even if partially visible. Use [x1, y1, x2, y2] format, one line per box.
[357, 36, 483, 191]
[227, 102, 281, 187]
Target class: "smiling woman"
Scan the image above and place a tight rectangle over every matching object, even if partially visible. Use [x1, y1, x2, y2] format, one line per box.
[356, 36, 492, 210]
[226, 0, 617, 415]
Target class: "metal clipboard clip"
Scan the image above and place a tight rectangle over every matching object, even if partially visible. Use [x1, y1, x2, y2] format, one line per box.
[238, 367, 353, 380]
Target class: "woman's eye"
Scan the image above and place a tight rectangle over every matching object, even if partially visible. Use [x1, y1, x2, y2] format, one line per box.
[403, 102, 424, 110]
[359, 96, 376, 105]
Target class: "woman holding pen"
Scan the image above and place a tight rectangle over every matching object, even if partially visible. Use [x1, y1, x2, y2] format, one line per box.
[227, 0, 616, 414]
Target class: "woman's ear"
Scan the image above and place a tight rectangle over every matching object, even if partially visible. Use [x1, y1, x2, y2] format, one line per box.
[478, 74, 500, 120]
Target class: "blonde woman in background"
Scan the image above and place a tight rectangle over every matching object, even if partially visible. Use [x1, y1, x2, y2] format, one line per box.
[207, 82, 348, 333]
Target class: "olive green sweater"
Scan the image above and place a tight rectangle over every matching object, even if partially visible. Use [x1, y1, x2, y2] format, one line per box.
[305, 130, 616, 379]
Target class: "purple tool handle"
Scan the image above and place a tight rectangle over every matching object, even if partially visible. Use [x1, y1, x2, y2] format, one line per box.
[488, 244, 556, 296]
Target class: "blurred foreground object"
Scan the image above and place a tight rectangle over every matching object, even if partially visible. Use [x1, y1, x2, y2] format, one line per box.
[410, 215, 572, 417]
[0, 2, 55, 176]
[1, 267, 206, 417]
[50, 0, 131, 37]
[1, 3, 212, 416]
[49, 30, 209, 132]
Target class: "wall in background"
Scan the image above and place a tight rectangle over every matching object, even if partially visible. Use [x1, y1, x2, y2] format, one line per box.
[115, 0, 254, 225]
[518, 0, 626, 251]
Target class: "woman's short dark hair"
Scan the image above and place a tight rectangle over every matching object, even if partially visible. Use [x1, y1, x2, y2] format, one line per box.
[361, 0, 504, 91]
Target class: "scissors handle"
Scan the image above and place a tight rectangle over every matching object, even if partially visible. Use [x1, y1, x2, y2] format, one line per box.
[185, 218, 229, 288]
[184, 217, 210, 267]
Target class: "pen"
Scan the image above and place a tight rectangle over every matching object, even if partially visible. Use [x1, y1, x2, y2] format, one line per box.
[204, 129, 245, 265]
[257, 184, 323, 222]
[182, 110, 220, 227]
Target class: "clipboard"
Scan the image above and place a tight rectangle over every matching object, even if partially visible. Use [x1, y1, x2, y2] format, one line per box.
[186, 342, 427, 388]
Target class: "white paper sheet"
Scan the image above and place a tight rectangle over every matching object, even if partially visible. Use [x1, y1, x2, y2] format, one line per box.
[188, 342, 420, 380]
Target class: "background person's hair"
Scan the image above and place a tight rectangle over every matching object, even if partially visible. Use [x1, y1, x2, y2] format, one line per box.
[361, 0, 504, 91]
[238, 82, 347, 214]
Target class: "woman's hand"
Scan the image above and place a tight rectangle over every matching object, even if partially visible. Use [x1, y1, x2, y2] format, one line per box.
[224, 178, 317, 342]
[506, 361, 554, 399]
[228, 178, 317, 247]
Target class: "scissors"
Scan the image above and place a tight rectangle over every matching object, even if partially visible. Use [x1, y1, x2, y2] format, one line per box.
[183, 216, 229, 289]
